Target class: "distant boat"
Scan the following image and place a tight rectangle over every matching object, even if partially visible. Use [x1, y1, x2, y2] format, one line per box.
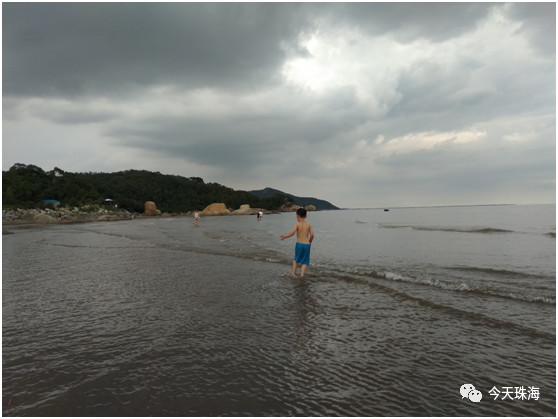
[384, 209, 389, 212]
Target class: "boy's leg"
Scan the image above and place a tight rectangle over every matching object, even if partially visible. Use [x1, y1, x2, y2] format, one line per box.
[300, 264, 308, 278]
[292, 261, 298, 276]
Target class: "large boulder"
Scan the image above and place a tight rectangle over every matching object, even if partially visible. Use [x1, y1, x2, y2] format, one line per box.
[304, 205, 317, 211]
[202, 203, 231, 216]
[145, 201, 161, 216]
[232, 204, 259, 215]
[33, 213, 58, 224]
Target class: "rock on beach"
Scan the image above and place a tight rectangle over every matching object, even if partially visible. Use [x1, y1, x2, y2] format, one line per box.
[231, 204, 261, 215]
[202, 203, 231, 216]
[144, 201, 161, 216]
[2, 207, 133, 226]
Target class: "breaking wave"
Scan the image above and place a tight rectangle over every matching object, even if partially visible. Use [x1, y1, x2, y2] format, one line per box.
[379, 224, 514, 234]
[310, 262, 556, 306]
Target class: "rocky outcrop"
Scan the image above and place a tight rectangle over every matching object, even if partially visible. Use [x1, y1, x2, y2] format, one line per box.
[280, 203, 317, 212]
[144, 201, 161, 216]
[202, 203, 231, 216]
[232, 204, 260, 215]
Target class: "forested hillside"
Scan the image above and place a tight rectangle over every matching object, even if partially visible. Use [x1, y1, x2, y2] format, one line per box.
[2, 164, 292, 213]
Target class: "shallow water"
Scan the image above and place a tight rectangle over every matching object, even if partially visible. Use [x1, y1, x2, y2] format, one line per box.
[2, 204, 555, 416]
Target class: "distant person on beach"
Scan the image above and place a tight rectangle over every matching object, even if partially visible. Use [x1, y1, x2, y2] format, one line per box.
[194, 210, 200, 227]
[280, 208, 314, 278]
[257, 210, 263, 221]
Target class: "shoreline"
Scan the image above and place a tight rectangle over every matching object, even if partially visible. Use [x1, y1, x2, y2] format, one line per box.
[1, 207, 282, 231]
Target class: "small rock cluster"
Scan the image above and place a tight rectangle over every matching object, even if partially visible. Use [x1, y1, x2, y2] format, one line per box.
[2, 207, 133, 225]
[280, 203, 317, 212]
[201, 203, 273, 216]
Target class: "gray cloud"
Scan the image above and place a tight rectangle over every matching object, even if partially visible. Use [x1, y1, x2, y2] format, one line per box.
[506, 2, 556, 54]
[320, 3, 494, 42]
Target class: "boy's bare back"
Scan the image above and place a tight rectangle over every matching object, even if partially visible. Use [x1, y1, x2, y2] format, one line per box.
[294, 220, 313, 244]
[281, 215, 314, 244]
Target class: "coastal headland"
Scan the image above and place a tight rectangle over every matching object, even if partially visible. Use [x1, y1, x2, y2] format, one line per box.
[3, 164, 337, 222]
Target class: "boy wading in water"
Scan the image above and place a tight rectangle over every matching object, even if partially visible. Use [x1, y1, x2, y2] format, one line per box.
[280, 208, 314, 278]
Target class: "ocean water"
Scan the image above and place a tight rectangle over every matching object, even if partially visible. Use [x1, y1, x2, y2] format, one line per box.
[2, 204, 555, 416]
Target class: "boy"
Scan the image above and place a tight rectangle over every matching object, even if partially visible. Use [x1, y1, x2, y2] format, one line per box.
[280, 208, 314, 278]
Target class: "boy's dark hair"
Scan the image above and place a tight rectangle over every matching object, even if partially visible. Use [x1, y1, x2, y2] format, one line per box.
[296, 207, 307, 217]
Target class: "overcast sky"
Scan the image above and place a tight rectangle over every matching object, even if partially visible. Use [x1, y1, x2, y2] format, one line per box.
[3, 2, 555, 208]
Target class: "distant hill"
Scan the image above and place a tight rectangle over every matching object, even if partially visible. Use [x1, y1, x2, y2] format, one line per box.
[250, 187, 339, 210]
[2, 164, 290, 213]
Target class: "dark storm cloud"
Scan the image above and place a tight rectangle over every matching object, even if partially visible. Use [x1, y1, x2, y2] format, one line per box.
[3, 3, 510, 98]
[3, 2, 313, 97]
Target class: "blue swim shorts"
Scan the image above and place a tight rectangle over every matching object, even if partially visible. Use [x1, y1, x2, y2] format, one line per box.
[294, 242, 311, 265]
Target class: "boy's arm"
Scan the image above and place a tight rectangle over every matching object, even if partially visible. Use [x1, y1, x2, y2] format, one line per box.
[280, 223, 298, 240]
[309, 225, 314, 244]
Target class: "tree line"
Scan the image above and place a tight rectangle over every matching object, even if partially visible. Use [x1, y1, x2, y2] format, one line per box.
[2, 164, 293, 213]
